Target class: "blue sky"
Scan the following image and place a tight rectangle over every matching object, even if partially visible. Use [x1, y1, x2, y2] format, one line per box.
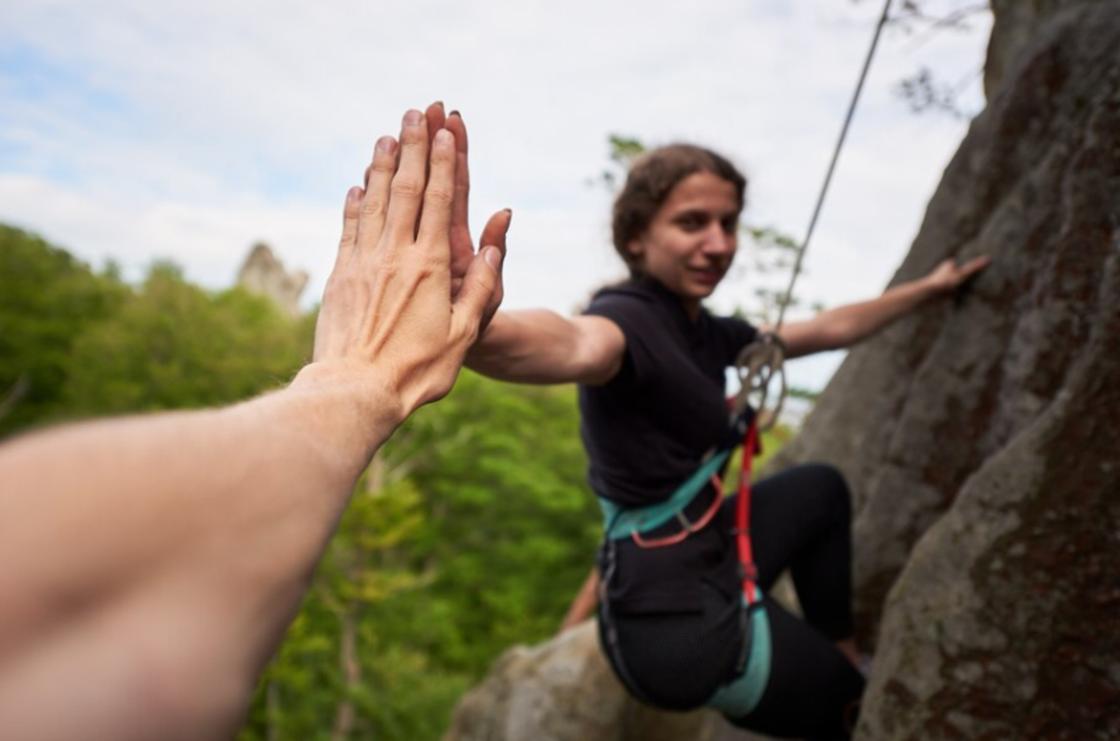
[0, 0, 991, 391]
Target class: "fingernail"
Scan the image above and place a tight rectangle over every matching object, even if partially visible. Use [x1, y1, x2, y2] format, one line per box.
[404, 109, 422, 126]
[449, 109, 461, 119]
[433, 100, 444, 111]
[434, 128, 453, 146]
[376, 136, 395, 153]
[484, 245, 502, 269]
[347, 186, 363, 202]
[503, 208, 512, 224]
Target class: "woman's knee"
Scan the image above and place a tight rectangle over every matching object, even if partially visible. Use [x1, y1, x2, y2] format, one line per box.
[800, 463, 851, 521]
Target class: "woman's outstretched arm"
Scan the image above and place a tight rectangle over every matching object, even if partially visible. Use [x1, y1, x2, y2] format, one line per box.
[776, 256, 990, 358]
[467, 310, 625, 385]
[0, 106, 506, 741]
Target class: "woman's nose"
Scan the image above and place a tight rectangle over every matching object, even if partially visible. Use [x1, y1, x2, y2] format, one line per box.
[702, 224, 735, 255]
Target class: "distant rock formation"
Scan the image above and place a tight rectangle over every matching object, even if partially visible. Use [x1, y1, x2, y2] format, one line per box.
[444, 621, 764, 741]
[235, 242, 308, 317]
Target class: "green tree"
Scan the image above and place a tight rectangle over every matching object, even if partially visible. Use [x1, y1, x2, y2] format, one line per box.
[61, 262, 313, 415]
[0, 226, 128, 436]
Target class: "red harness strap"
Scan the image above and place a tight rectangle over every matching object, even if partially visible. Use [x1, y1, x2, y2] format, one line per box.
[628, 416, 762, 607]
[735, 421, 761, 605]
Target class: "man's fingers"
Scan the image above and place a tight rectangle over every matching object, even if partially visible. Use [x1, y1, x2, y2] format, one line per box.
[357, 136, 399, 251]
[384, 109, 430, 245]
[416, 128, 456, 251]
[336, 186, 364, 263]
[453, 246, 503, 337]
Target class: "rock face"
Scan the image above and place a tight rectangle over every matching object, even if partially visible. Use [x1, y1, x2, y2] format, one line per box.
[770, 0, 1120, 651]
[765, 1, 1120, 736]
[235, 242, 308, 317]
[444, 621, 761, 741]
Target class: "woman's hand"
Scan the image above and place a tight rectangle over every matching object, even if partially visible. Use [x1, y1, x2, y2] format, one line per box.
[310, 107, 505, 416]
[921, 255, 991, 294]
[443, 108, 512, 334]
[777, 254, 993, 358]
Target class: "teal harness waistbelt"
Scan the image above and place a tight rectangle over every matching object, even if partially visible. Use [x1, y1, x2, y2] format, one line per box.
[598, 449, 732, 538]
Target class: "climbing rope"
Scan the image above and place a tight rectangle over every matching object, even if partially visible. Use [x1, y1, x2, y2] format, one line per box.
[733, 0, 893, 429]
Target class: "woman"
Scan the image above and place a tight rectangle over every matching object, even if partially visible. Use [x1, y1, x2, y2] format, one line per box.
[464, 141, 987, 738]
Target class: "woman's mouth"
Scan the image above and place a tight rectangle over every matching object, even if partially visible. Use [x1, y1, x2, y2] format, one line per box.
[689, 267, 724, 286]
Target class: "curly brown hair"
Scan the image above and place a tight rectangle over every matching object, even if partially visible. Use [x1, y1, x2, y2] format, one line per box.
[611, 144, 747, 275]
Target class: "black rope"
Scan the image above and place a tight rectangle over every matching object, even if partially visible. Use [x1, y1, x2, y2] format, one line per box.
[774, 0, 893, 330]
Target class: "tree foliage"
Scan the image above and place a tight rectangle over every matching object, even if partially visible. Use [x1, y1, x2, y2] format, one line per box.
[0, 225, 128, 435]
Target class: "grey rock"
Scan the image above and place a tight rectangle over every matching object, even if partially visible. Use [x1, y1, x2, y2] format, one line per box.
[443, 621, 768, 741]
[235, 242, 308, 317]
[768, 1, 1120, 662]
[768, 0, 1120, 737]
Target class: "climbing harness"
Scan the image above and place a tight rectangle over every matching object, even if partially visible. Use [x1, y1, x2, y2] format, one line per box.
[597, 399, 765, 708]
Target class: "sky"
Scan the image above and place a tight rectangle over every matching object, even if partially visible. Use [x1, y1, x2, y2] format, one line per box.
[0, 0, 992, 391]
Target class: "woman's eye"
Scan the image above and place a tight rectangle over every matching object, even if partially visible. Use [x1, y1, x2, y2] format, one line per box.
[721, 217, 738, 234]
[677, 214, 706, 231]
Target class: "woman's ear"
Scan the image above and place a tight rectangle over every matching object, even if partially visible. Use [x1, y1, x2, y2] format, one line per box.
[626, 238, 644, 259]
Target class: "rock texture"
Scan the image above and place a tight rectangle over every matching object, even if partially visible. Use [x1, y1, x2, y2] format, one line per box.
[851, 6, 1120, 733]
[444, 621, 762, 741]
[769, 0, 1120, 654]
[235, 242, 308, 317]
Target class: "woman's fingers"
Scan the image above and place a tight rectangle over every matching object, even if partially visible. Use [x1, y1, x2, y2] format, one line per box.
[477, 210, 511, 331]
[480, 208, 511, 263]
[416, 128, 456, 253]
[959, 255, 992, 280]
[446, 111, 472, 235]
[384, 109, 430, 246]
[445, 111, 475, 279]
[425, 101, 446, 145]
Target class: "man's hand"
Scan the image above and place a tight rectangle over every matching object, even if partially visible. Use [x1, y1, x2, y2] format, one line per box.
[311, 107, 505, 414]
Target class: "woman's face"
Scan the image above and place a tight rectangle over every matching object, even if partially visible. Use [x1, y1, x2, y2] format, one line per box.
[627, 171, 741, 310]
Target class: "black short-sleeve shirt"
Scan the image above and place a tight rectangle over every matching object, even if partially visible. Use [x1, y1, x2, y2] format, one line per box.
[579, 276, 758, 508]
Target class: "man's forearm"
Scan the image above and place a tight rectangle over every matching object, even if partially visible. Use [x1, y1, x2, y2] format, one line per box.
[0, 363, 403, 738]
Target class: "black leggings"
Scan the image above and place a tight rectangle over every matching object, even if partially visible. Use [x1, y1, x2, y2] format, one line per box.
[606, 464, 865, 740]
